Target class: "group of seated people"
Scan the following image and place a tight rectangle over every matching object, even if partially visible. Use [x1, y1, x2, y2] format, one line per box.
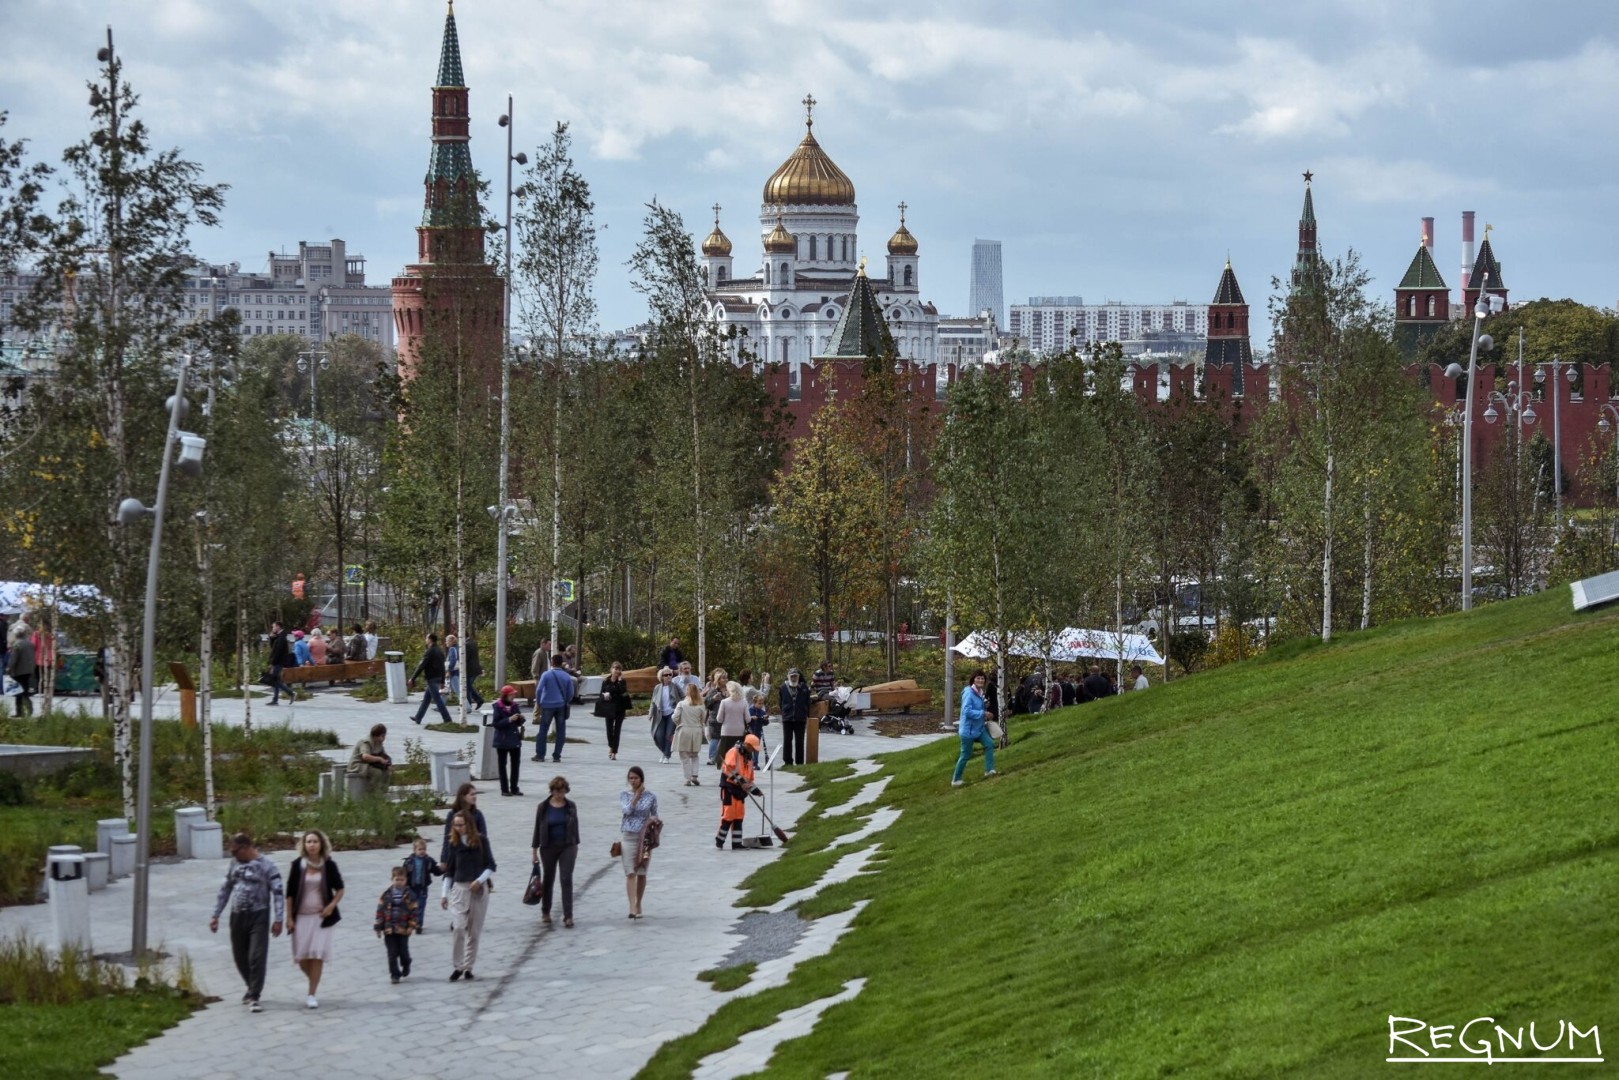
[287, 623, 379, 668]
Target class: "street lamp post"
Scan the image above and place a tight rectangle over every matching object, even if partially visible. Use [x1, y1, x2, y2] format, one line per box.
[1444, 273, 1502, 612]
[118, 352, 207, 958]
[493, 96, 528, 690]
[296, 348, 329, 423]
[1534, 354, 1577, 527]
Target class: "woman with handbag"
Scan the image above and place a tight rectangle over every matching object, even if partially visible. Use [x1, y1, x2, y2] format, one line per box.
[617, 766, 658, 920]
[529, 775, 580, 927]
[951, 670, 998, 787]
[674, 682, 708, 787]
[595, 661, 632, 760]
[702, 667, 728, 766]
[285, 830, 345, 1009]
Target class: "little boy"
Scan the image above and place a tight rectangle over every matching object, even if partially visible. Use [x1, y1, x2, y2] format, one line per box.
[402, 837, 439, 932]
[746, 691, 768, 741]
[374, 866, 420, 983]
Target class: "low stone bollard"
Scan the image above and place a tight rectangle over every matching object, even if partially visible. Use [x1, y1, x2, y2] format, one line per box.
[430, 749, 462, 794]
[318, 771, 335, 799]
[47, 853, 90, 952]
[344, 772, 372, 801]
[96, 818, 129, 856]
[188, 821, 224, 860]
[82, 851, 111, 892]
[108, 834, 136, 878]
[173, 807, 206, 859]
[442, 759, 471, 796]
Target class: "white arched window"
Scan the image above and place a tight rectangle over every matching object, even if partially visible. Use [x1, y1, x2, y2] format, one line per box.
[764, 264, 771, 285]
[809, 236, 817, 260]
[781, 262, 790, 287]
[1407, 295, 1417, 317]
[1427, 295, 1436, 317]
[903, 265, 914, 287]
[841, 237, 848, 261]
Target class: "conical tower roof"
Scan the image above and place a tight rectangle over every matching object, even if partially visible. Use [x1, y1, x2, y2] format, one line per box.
[1212, 259, 1245, 304]
[1397, 244, 1447, 290]
[436, 1, 465, 87]
[819, 261, 894, 360]
[1469, 236, 1505, 292]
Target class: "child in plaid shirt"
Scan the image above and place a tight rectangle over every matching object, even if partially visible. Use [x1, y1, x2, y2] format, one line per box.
[402, 837, 440, 931]
[374, 866, 420, 983]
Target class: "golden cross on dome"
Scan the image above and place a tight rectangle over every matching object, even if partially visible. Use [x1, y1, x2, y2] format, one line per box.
[712, 203, 722, 226]
[898, 201, 907, 224]
[1302, 169, 1313, 185]
[802, 93, 817, 128]
[1483, 222, 1494, 239]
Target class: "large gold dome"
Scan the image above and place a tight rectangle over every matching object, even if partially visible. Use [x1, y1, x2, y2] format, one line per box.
[763, 119, 855, 207]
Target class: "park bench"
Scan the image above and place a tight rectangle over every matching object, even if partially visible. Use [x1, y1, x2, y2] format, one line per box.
[279, 659, 384, 687]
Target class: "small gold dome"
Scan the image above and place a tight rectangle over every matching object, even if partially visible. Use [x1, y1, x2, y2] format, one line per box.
[763, 115, 855, 207]
[701, 205, 732, 257]
[763, 213, 796, 255]
[887, 201, 918, 255]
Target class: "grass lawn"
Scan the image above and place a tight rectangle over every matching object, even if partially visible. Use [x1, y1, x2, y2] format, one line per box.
[641, 589, 1619, 1077]
[0, 993, 197, 1079]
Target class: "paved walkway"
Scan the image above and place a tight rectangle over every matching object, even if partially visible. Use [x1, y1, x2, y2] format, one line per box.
[0, 685, 942, 1079]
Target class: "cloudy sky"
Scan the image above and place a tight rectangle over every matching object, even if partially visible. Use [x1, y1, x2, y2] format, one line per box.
[3, 0, 1617, 332]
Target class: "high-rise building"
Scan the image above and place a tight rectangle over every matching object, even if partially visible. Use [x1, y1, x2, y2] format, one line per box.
[181, 239, 394, 349]
[1009, 297, 1205, 356]
[969, 239, 1004, 329]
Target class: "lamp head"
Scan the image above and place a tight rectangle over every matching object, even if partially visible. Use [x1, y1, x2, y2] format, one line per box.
[1601, 417, 1612, 434]
[1478, 334, 1494, 353]
[176, 433, 206, 478]
[498, 114, 510, 127]
[117, 497, 151, 526]
[486, 505, 500, 521]
[166, 394, 190, 423]
[1444, 362, 1464, 380]
[1566, 364, 1577, 384]
[1522, 407, 1537, 426]
[1534, 366, 1545, 384]
[1483, 405, 1498, 425]
[514, 151, 528, 166]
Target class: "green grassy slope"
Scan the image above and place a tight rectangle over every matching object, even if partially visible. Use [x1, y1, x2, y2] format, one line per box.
[643, 589, 1619, 1078]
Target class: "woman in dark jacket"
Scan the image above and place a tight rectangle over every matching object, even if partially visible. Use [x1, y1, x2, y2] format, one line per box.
[597, 661, 632, 760]
[286, 830, 345, 1009]
[440, 810, 495, 981]
[490, 685, 525, 796]
[529, 775, 581, 927]
[440, 783, 491, 864]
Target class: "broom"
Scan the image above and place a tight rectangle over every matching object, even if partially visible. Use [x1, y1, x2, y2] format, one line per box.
[747, 793, 791, 845]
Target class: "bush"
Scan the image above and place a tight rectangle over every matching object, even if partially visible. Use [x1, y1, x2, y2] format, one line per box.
[584, 625, 655, 670]
[0, 772, 29, 808]
[1203, 624, 1263, 670]
[1167, 629, 1210, 674]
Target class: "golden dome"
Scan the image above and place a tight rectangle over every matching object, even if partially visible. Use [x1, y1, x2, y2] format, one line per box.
[763, 109, 855, 207]
[887, 202, 917, 256]
[701, 204, 732, 257]
[763, 213, 796, 254]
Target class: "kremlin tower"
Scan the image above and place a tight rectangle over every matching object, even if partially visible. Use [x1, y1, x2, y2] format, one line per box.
[391, 1, 503, 380]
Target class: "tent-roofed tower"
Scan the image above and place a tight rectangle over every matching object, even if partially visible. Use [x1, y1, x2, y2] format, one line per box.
[815, 260, 895, 363]
[391, 0, 502, 380]
[1461, 227, 1509, 315]
[1204, 258, 1252, 394]
[1394, 221, 1449, 357]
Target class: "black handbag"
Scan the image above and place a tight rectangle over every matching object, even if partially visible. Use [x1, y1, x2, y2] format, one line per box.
[320, 908, 342, 928]
[592, 695, 610, 718]
[522, 865, 543, 906]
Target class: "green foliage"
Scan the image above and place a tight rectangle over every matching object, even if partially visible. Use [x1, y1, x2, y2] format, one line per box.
[696, 962, 757, 992]
[1165, 628, 1209, 673]
[584, 624, 655, 670]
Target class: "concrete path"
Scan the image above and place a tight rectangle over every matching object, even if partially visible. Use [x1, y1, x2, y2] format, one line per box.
[0, 686, 943, 1079]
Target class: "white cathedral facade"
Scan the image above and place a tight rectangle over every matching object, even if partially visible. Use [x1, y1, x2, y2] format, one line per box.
[700, 98, 938, 373]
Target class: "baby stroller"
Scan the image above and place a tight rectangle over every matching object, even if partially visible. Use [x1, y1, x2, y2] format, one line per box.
[817, 686, 857, 736]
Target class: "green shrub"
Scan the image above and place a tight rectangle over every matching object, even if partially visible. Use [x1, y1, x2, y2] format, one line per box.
[0, 772, 29, 808]
[585, 625, 655, 670]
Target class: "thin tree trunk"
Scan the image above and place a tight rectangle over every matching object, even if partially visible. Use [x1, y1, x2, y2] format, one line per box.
[1321, 445, 1335, 642]
[200, 540, 215, 817]
[238, 601, 253, 738]
[1360, 483, 1373, 631]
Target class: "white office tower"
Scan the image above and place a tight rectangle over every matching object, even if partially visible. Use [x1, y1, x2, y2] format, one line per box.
[969, 240, 1004, 329]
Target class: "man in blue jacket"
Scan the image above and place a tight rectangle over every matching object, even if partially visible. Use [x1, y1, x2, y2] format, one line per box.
[533, 653, 575, 764]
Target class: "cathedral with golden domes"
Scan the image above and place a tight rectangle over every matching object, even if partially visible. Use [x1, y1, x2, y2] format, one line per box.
[699, 96, 938, 379]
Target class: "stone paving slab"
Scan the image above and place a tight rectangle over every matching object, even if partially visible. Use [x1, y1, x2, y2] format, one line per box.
[0, 686, 943, 1078]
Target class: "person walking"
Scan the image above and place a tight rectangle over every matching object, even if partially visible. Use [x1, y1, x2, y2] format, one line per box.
[490, 685, 526, 796]
[674, 682, 708, 787]
[716, 733, 763, 850]
[462, 635, 485, 711]
[267, 621, 295, 706]
[529, 775, 580, 928]
[1130, 663, 1149, 691]
[439, 783, 491, 864]
[951, 670, 997, 787]
[657, 636, 683, 672]
[596, 661, 632, 760]
[529, 639, 550, 704]
[445, 633, 461, 701]
[778, 668, 811, 766]
[702, 667, 728, 766]
[402, 838, 440, 933]
[6, 624, 35, 718]
[441, 809, 495, 980]
[618, 767, 658, 919]
[408, 633, 453, 726]
[646, 667, 678, 763]
[373, 866, 419, 984]
[285, 830, 345, 1010]
[209, 832, 284, 1013]
[533, 653, 575, 763]
[715, 681, 750, 770]
[671, 660, 700, 702]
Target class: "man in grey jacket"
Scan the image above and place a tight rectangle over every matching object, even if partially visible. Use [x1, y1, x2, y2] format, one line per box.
[210, 833, 285, 1012]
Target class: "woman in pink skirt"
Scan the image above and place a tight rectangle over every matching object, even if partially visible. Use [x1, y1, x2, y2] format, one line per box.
[286, 830, 345, 1009]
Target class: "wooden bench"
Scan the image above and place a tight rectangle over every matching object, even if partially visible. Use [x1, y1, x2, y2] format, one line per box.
[280, 660, 384, 687]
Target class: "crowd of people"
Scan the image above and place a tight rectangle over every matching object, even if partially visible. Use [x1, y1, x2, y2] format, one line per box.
[1, 612, 54, 717]
[266, 620, 381, 706]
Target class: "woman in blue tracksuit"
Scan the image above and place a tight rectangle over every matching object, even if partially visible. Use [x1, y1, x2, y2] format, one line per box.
[951, 670, 997, 786]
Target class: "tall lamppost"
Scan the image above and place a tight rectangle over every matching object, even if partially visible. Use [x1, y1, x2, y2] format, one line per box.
[1443, 274, 1504, 612]
[117, 352, 208, 958]
[1534, 354, 1577, 527]
[493, 96, 528, 690]
[296, 348, 328, 423]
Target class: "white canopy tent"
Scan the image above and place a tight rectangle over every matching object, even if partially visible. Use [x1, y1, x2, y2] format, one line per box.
[952, 627, 1165, 666]
[0, 581, 106, 618]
